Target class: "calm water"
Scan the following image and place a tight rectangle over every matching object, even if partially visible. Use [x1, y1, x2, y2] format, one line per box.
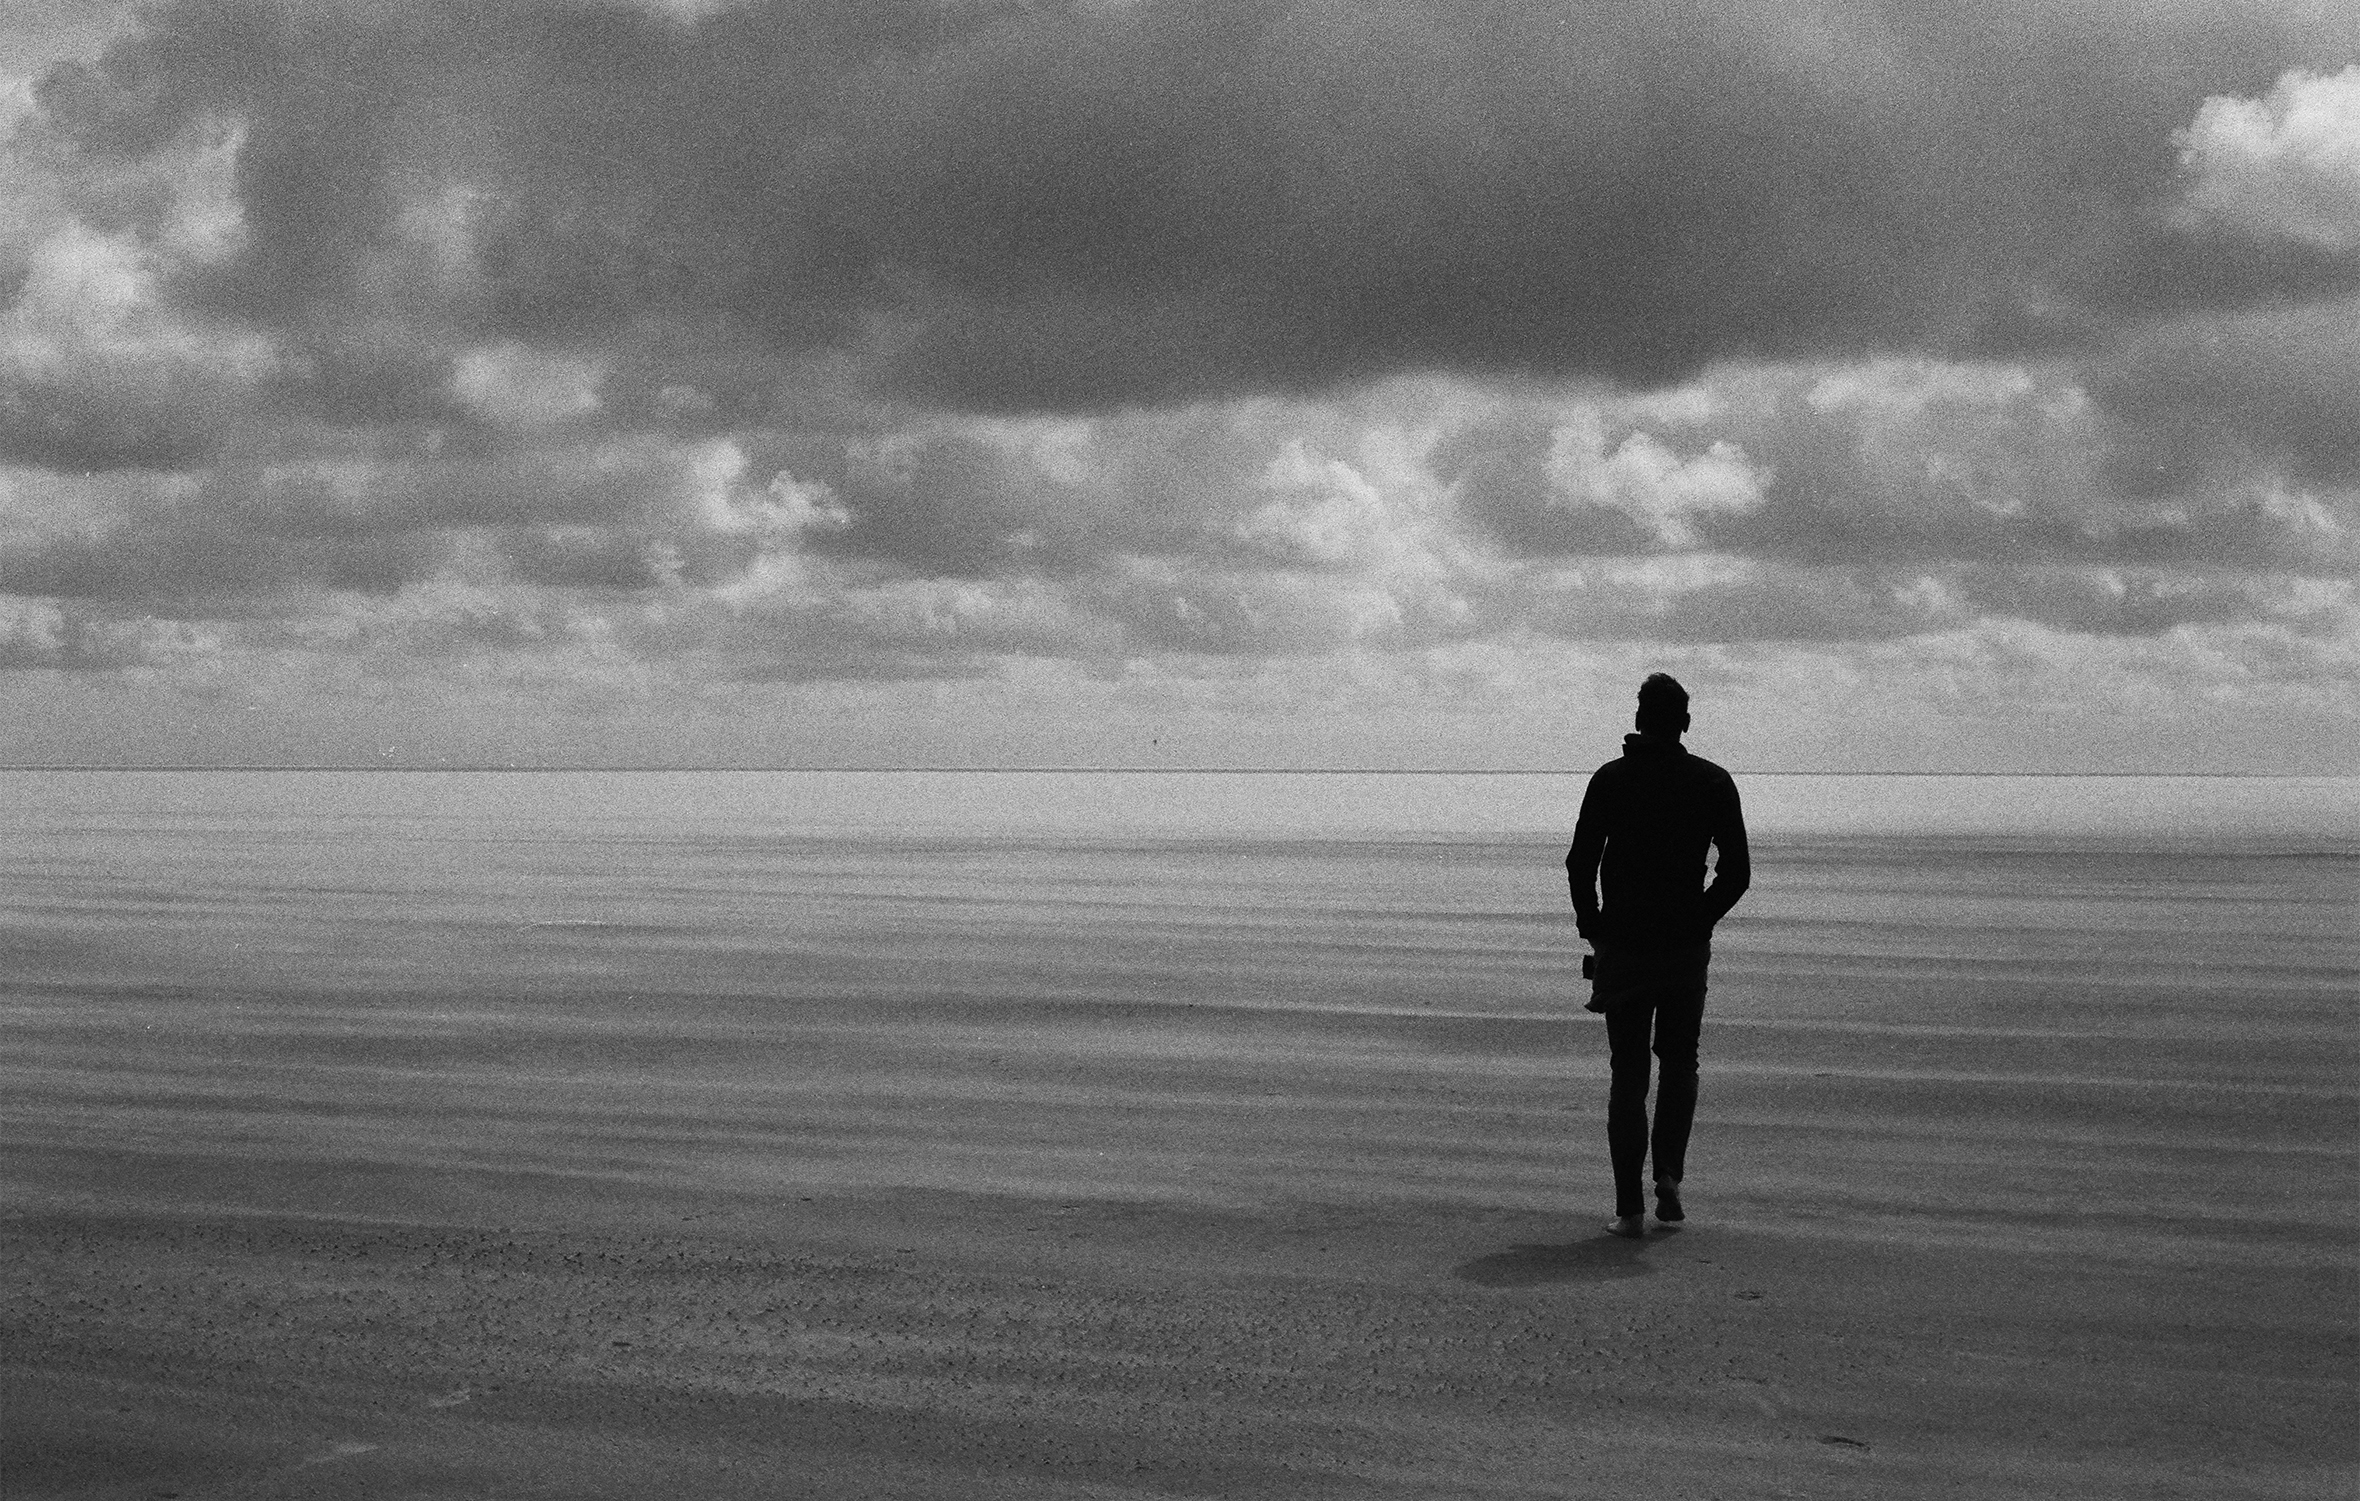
[3, 770, 2355, 1226]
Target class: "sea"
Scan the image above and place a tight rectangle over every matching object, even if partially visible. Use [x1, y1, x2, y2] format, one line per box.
[3, 770, 2355, 1239]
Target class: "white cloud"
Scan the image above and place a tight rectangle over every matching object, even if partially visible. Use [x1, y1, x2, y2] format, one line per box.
[2172, 65, 2360, 253]
[1543, 411, 1766, 549]
[0, 133, 273, 472]
[3, 217, 267, 379]
[1237, 439, 1430, 573]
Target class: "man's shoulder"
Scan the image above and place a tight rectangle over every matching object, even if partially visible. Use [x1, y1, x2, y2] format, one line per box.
[1584, 756, 1633, 788]
[1680, 753, 1743, 808]
[1587, 745, 1738, 797]
[1681, 750, 1738, 787]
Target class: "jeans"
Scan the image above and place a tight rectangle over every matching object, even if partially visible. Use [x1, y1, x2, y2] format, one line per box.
[1604, 977, 1706, 1218]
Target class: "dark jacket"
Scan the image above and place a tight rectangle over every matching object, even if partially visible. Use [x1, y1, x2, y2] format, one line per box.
[1566, 734, 1750, 953]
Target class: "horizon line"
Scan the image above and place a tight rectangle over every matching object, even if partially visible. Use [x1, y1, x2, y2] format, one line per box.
[0, 765, 2341, 778]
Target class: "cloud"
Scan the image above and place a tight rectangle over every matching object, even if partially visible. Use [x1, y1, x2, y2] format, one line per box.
[449, 341, 604, 429]
[0, 595, 218, 670]
[2171, 65, 2360, 254]
[0, 150, 270, 470]
[21, 0, 2359, 413]
[2091, 295, 2360, 492]
[1541, 418, 1766, 551]
[1448, 395, 1773, 557]
[2, 358, 2349, 687]
[0, 7, 2354, 768]
[1444, 358, 2356, 578]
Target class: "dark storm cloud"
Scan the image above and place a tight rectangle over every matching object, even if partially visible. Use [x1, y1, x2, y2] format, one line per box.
[824, 0, 2357, 405]
[34, 0, 2359, 411]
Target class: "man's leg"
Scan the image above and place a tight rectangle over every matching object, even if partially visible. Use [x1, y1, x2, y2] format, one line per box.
[1605, 997, 1657, 1221]
[1648, 982, 1707, 1192]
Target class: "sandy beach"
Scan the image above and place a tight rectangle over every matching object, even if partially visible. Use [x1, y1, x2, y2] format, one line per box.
[4, 774, 2354, 1498]
[9, 1174, 2346, 1500]
[8, 0, 2360, 1485]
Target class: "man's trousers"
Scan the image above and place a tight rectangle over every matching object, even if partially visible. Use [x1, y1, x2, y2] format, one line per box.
[1602, 966, 1707, 1219]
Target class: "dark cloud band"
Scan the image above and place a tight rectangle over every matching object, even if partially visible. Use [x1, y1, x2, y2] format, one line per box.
[32, 0, 2359, 411]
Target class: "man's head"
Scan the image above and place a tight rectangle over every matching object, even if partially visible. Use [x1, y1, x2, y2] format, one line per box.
[1634, 673, 1690, 738]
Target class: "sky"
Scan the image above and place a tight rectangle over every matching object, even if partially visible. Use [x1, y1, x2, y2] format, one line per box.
[1, 0, 2355, 771]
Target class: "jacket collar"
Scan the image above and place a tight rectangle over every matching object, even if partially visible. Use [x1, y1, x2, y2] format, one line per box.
[1623, 732, 1685, 756]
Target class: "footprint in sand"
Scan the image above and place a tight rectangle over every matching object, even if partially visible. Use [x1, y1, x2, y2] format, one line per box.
[426, 1387, 474, 1408]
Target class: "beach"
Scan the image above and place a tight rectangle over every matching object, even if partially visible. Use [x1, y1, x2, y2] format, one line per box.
[4, 772, 2355, 1498]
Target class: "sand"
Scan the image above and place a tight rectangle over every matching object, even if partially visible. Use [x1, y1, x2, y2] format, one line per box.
[4, 805, 2354, 1498]
[7, 985, 2352, 1500]
[9, 1174, 2347, 1500]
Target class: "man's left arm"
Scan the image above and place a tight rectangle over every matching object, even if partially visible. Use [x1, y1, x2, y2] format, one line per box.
[1566, 776, 1608, 943]
[1700, 777, 1751, 929]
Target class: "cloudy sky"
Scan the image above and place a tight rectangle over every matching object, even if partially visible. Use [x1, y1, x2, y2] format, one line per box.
[2, 0, 2355, 770]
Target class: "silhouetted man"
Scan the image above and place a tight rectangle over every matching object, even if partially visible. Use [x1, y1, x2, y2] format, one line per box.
[1566, 673, 1750, 1239]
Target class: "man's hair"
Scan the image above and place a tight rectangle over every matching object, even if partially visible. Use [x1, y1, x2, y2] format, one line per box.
[1635, 672, 1690, 733]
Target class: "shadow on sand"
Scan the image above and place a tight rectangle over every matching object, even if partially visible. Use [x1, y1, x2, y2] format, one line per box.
[1452, 1228, 1669, 1287]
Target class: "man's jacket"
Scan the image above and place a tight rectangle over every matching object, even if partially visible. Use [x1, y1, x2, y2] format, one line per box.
[1566, 734, 1750, 954]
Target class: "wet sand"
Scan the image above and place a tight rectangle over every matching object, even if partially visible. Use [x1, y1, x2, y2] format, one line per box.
[9, 994, 2352, 1497]
[4, 810, 2355, 1498]
[6, 1180, 2346, 1501]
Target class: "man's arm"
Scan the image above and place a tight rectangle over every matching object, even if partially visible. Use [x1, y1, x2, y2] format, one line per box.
[1565, 775, 1607, 942]
[1700, 777, 1750, 929]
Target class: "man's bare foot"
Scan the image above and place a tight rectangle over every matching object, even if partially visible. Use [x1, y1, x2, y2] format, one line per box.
[1654, 1179, 1684, 1222]
[1605, 1214, 1645, 1239]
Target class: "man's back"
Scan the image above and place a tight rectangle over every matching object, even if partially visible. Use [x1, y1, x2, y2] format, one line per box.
[1569, 673, 1751, 1239]
[1567, 736, 1749, 952]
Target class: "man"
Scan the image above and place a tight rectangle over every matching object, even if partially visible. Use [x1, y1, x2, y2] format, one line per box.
[1566, 673, 1750, 1239]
